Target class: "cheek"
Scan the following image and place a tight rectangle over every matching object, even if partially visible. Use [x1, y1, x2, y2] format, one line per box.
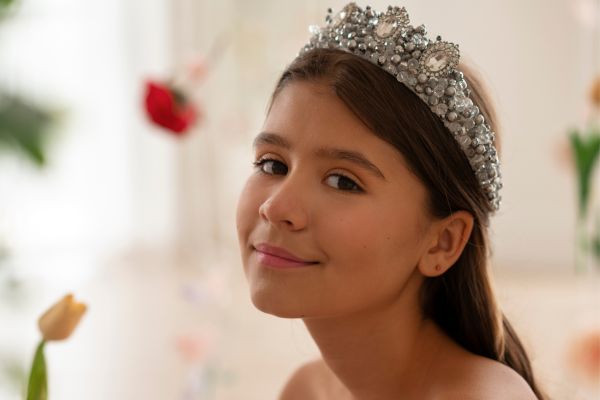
[319, 201, 421, 288]
[235, 176, 262, 249]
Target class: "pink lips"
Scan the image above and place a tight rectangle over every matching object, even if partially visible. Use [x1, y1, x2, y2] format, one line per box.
[254, 243, 318, 269]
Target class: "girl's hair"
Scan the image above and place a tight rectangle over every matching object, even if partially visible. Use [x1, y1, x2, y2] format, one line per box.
[267, 48, 547, 399]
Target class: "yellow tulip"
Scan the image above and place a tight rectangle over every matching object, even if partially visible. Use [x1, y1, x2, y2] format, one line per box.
[38, 293, 87, 341]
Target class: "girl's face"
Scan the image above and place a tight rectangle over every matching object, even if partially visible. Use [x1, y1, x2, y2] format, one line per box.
[236, 81, 435, 319]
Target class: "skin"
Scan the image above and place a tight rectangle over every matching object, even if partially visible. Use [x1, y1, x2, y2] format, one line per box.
[235, 81, 537, 400]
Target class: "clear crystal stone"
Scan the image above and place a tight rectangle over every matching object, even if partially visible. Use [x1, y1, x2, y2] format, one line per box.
[425, 50, 449, 72]
[433, 86, 445, 97]
[375, 17, 398, 38]
[448, 122, 462, 133]
[446, 111, 458, 122]
[412, 34, 424, 46]
[436, 78, 448, 90]
[457, 134, 471, 147]
[433, 103, 448, 115]
[471, 154, 485, 167]
[397, 70, 410, 82]
[454, 97, 469, 112]
[464, 119, 475, 130]
[407, 59, 419, 70]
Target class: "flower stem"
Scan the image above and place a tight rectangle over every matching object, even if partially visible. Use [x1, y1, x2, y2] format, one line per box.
[26, 340, 47, 400]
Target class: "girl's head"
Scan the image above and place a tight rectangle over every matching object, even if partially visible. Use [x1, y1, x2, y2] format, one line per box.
[237, 3, 538, 399]
[236, 47, 546, 399]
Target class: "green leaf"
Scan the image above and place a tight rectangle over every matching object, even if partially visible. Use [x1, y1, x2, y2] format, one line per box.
[0, 0, 16, 8]
[0, 92, 56, 167]
[26, 341, 47, 400]
[568, 127, 600, 218]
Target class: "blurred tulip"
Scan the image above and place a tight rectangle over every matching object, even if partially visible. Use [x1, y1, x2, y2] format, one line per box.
[38, 293, 87, 341]
[27, 294, 87, 400]
[567, 329, 600, 387]
[175, 332, 213, 364]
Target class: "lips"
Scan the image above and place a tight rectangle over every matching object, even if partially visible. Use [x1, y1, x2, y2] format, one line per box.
[254, 243, 317, 263]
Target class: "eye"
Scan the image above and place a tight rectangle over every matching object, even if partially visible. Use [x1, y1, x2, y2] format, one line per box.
[325, 174, 363, 192]
[252, 158, 364, 193]
[253, 158, 288, 175]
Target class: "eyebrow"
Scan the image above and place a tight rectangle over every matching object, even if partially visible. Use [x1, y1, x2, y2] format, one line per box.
[253, 131, 386, 180]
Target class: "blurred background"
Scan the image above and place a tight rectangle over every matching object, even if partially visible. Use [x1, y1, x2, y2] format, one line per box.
[0, 0, 598, 399]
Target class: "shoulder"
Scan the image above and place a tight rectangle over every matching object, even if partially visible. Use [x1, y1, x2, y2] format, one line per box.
[438, 355, 538, 400]
[277, 358, 328, 400]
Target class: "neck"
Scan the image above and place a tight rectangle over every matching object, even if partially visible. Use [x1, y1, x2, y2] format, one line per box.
[302, 270, 451, 399]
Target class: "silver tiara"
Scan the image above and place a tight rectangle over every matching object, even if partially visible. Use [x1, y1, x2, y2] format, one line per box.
[299, 2, 502, 212]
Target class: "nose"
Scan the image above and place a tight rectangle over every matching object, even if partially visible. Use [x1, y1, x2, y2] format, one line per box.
[258, 174, 309, 231]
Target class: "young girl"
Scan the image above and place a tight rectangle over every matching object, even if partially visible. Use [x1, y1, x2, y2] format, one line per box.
[236, 3, 547, 399]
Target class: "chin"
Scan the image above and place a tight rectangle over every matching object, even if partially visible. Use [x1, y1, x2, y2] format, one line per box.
[249, 288, 310, 319]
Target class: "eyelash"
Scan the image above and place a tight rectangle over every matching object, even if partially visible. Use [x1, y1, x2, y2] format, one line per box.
[252, 158, 364, 193]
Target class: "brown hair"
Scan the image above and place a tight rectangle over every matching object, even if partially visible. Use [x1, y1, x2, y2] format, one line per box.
[268, 48, 547, 399]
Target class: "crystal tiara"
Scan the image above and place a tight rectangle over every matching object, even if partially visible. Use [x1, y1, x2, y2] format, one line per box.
[299, 2, 502, 213]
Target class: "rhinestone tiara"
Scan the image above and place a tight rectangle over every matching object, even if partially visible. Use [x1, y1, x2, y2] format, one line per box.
[299, 2, 502, 213]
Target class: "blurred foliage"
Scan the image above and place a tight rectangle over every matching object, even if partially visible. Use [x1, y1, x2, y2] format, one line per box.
[568, 125, 600, 269]
[569, 125, 600, 218]
[0, 354, 26, 397]
[0, 0, 18, 21]
[0, 93, 57, 167]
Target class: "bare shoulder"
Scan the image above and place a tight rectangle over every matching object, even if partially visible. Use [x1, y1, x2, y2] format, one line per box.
[277, 358, 329, 400]
[439, 355, 538, 400]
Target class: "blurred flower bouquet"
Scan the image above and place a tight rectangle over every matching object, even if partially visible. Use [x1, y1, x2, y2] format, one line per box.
[568, 76, 600, 272]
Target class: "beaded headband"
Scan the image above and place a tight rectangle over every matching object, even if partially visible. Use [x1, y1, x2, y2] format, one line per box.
[299, 2, 502, 212]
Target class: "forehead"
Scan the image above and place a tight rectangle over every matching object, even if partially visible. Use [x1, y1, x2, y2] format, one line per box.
[266, 83, 377, 149]
[264, 81, 373, 145]
[262, 81, 411, 173]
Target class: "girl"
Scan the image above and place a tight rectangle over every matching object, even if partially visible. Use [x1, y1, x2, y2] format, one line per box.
[236, 3, 546, 399]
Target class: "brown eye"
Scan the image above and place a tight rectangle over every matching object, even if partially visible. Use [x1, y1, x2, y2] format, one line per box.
[325, 174, 363, 192]
[253, 158, 288, 175]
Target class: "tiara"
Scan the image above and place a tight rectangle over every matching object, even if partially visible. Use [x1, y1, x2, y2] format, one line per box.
[299, 2, 502, 213]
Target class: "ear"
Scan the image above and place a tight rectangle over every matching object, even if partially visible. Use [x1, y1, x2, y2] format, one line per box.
[417, 210, 474, 277]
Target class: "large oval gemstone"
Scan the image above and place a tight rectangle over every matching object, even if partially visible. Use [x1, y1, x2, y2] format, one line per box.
[425, 51, 449, 72]
[375, 17, 398, 38]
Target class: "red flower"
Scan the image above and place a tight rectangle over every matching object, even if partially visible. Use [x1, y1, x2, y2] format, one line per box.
[143, 80, 198, 135]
